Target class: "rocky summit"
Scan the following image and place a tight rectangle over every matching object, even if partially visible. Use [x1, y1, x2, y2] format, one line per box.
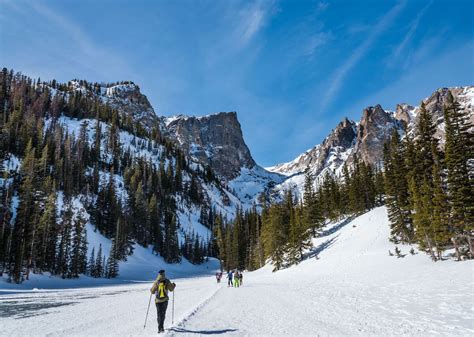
[267, 86, 474, 197]
[164, 112, 256, 181]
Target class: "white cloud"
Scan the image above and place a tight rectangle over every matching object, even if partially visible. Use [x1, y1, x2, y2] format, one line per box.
[236, 1, 276, 48]
[304, 31, 333, 57]
[320, 0, 406, 113]
[388, 0, 433, 66]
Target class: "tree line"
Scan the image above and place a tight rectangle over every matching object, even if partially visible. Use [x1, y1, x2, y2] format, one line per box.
[0, 69, 215, 283]
[218, 92, 472, 272]
[217, 159, 384, 272]
[384, 93, 473, 261]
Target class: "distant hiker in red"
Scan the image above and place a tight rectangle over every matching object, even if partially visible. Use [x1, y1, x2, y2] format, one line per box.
[150, 270, 176, 333]
[216, 272, 221, 283]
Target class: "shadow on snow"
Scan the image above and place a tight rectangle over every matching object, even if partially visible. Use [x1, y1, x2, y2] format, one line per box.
[305, 236, 338, 260]
[318, 217, 353, 238]
[169, 327, 238, 335]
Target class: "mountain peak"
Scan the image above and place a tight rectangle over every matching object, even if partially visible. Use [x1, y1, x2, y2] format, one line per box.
[165, 111, 256, 180]
[53, 79, 159, 130]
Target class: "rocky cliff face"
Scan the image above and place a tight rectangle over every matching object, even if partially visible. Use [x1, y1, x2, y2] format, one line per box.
[397, 86, 474, 142]
[103, 83, 159, 130]
[268, 86, 473, 197]
[349, 104, 403, 166]
[164, 112, 256, 180]
[269, 118, 357, 177]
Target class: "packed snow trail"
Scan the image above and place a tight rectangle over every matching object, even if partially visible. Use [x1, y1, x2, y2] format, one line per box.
[1, 275, 222, 336]
[2, 207, 473, 336]
[169, 207, 473, 336]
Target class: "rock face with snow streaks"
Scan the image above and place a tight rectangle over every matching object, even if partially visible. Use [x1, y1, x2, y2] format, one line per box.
[165, 112, 256, 180]
[269, 118, 357, 177]
[350, 104, 403, 166]
[66, 80, 160, 130]
[268, 86, 473, 196]
[103, 83, 159, 130]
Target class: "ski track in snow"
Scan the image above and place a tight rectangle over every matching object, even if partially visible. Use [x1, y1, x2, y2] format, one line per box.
[1, 207, 473, 336]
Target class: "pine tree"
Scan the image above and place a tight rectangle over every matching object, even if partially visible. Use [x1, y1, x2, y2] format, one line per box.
[383, 131, 413, 243]
[410, 101, 439, 257]
[37, 192, 57, 271]
[288, 203, 312, 265]
[444, 91, 474, 259]
[57, 198, 73, 278]
[148, 194, 161, 252]
[107, 240, 119, 278]
[11, 140, 38, 282]
[95, 244, 103, 278]
[70, 209, 87, 277]
[87, 247, 96, 277]
[431, 155, 449, 259]
[303, 172, 323, 237]
[164, 213, 180, 263]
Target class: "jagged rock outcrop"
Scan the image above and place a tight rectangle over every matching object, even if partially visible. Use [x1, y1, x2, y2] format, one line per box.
[269, 118, 357, 177]
[164, 112, 256, 180]
[395, 103, 415, 125]
[350, 104, 403, 166]
[396, 86, 474, 142]
[268, 86, 473, 197]
[103, 83, 159, 130]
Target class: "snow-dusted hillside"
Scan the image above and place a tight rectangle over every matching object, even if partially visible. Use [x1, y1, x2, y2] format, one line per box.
[2, 207, 472, 336]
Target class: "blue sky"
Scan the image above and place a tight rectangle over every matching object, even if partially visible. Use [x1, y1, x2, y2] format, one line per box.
[1, 0, 473, 166]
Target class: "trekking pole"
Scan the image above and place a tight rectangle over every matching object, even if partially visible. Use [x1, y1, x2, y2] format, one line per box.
[144, 292, 152, 329]
[172, 289, 175, 324]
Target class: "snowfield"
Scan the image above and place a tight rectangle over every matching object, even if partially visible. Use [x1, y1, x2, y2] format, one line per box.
[1, 207, 473, 336]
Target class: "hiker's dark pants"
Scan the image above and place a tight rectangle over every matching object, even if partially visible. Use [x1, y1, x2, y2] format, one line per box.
[156, 301, 168, 331]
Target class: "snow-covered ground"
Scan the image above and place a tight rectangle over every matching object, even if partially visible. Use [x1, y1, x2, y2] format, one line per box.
[2, 207, 473, 336]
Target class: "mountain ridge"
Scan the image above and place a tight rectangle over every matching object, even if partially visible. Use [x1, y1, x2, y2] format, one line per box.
[267, 86, 474, 197]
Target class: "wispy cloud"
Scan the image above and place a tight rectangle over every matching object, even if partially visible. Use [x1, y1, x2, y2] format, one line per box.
[31, 2, 99, 60]
[304, 31, 333, 57]
[388, 0, 433, 66]
[320, 0, 406, 112]
[236, 1, 276, 48]
[24, 1, 133, 80]
[346, 41, 474, 116]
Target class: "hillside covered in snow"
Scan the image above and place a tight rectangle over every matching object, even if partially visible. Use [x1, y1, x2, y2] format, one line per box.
[2, 207, 472, 336]
[1, 67, 472, 291]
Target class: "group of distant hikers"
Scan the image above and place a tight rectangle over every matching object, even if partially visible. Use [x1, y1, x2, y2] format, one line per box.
[224, 269, 243, 287]
[147, 268, 244, 333]
[215, 270, 243, 287]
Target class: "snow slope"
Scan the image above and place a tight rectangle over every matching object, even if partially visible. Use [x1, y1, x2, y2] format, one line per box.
[2, 207, 472, 336]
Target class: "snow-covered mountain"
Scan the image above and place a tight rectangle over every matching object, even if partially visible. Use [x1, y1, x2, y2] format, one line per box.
[6, 73, 471, 279]
[163, 112, 285, 207]
[66, 80, 161, 130]
[163, 112, 256, 181]
[37, 81, 474, 234]
[267, 86, 474, 197]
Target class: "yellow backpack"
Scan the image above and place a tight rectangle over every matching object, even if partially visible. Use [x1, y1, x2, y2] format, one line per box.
[157, 280, 167, 299]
